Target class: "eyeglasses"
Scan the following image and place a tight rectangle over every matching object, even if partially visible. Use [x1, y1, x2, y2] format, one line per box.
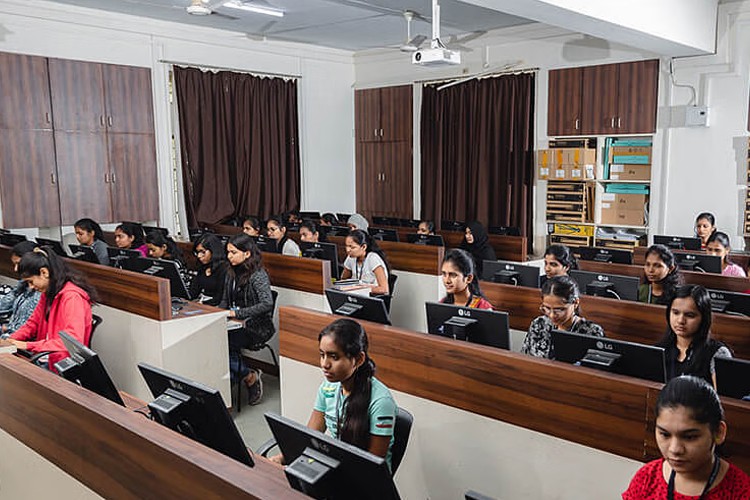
[267, 226, 280, 233]
[194, 249, 208, 257]
[539, 304, 571, 316]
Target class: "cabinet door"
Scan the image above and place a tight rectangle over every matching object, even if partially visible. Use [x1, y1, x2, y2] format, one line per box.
[581, 64, 619, 135]
[380, 85, 412, 142]
[355, 88, 381, 142]
[108, 133, 159, 222]
[382, 142, 413, 218]
[48, 59, 106, 132]
[355, 142, 378, 217]
[54, 131, 112, 224]
[548, 67, 583, 136]
[616, 59, 659, 134]
[0, 52, 53, 130]
[0, 129, 61, 228]
[103, 65, 155, 134]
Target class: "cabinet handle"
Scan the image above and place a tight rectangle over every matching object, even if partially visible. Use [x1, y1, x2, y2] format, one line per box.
[108, 116, 113, 127]
[100, 115, 105, 127]
[111, 171, 116, 183]
[380, 128, 384, 137]
[45, 112, 51, 124]
[575, 118, 580, 130]
[104, 173, 110, 183]
[50, 172, 56, 185]
[382, 172, 386, 182]
[610, 117, 615, 128]
[374, 128, 378, 137]
[617, 117, 621, 128]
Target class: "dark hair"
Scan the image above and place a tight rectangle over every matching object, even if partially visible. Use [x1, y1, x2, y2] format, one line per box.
[11, 241, 38, 258]
[656, 375, 724, 434]
[442, 248, 483, 303]
[74, 218, 105, 242]
[285, 210, 300, 222]
[145, 231, 184, 265]
[115, 222, 145, 248]
[226, 234, 262, 286]
[544, 244, 577, 271]
[320, 213, 338, 225]
[319, 318, 375, 450]
[462, 221, 490, 249]
[346, 229, 390, 275]
[267, 215, 290, 252]
[242, 216, 261, 232]
[541, 275, 581, 314]
[18, 247, 97, 318]
[300, 219, 326, 242]
[192, 233, 226, 273]
[695, 212, 716, 228]
[420, 220, 435, 233]
[706, 231, 737, 267]
[643, 244, 682, 298]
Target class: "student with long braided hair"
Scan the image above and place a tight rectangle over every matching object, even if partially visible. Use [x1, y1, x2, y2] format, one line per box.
[271, 318, 397, 470]
[440, 249, 493, 309]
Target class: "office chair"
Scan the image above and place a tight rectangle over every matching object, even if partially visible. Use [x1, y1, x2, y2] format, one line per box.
[257, 406, 414, 475]
[375, 273, 398, 313]
[21, 314, 103, 366]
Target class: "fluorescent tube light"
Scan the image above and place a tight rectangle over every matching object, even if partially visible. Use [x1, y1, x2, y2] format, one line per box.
[223, 0, 284, 17]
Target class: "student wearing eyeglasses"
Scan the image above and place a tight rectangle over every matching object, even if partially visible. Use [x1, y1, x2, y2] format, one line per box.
[266, 215, 301, 257]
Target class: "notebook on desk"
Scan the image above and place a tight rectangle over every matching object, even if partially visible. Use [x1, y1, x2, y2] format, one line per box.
[0, 339, 17, 354]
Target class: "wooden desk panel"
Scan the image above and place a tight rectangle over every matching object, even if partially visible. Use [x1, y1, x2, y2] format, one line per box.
[0, 354, 304, 500]
[324, 236, 444, 275]
[439, 231, 527, 262]
[263, 253, 332, 294]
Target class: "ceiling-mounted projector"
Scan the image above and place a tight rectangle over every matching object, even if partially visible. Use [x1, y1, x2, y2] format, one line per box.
[412, 48, 461, 66]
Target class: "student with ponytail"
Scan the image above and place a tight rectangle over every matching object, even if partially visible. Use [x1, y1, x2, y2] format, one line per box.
[271, 318, 397, 470]
[8, 247, 96, 371]
[440, 249, 493, 309]
[341, 229, 390, 295]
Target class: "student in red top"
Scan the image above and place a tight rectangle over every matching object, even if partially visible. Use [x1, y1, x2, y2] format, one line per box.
[622, 375, 750, 499]
[440, 249, 493, 310]
[8, 247, 96, 371]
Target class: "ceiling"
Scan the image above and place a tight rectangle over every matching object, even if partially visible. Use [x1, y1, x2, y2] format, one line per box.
[43, 0, 535, 51]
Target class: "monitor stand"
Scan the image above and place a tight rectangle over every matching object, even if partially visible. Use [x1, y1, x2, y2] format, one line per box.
[677, 260, 699, 272]
[709, 299, 729, 314]
[285, 447, 340, 499]
[579, 349, 621, 372]
[593, 254, 612, 263]
[586, 281, 617, 298]
[493, 271, 519, 286]
[442, 316, 478, 341]
[335, 303, 363, 316]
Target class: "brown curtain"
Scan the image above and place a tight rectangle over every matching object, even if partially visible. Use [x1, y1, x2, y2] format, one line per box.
[174, 66, 300, 226]
[421, 73, 535, 246]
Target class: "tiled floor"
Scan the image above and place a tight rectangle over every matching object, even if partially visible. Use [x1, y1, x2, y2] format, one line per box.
[232, 371, 281, 453]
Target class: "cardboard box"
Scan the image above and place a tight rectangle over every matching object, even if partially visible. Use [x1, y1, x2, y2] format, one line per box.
[600, 209, 645, 226]
[601, 193, 647, 211]
[564, 148, 596, 168]
[609, 163, 651, 181]
[609, 146, 652, 164]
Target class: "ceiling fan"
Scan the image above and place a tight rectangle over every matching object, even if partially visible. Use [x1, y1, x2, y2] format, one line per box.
[184, 0, 284, 19]
[394, 1, 486, 54]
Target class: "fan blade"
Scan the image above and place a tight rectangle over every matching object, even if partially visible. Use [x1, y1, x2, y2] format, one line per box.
[212, 11, 239, 19]
[452, 30, 487, 45]
[408, 34, 427, 48]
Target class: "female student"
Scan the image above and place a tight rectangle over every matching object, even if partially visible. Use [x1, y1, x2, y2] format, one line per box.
[460, 221, 496, 277]
[341, 229, 390, 295]
[242, 216, 262, 237]
[320, 213, 338, 226]
[543, 244, 577, 282]
[73, 218, 110, 265]
[440, 249, 493, 309]
[8, 247, 95, 370]
[622, 375, 750, 499]
[706, 232, 747, 277]
[417, 221, 435, 235]
[114, 222, 148, 257]
[266, 215, 301, 257]
[521, 275, 604, 359]
[639, 244, 682, 305]
[347, 213, 370, 232]
[189, 233, 226, 306]
[695, 212, 717, 249]
[656, 285, 732, 387]
[218, 234, 274, 405]
[300, 220, 324, 243]
[145, 231, 186, 267]
[0, 241, 40, 337]
[271, 318, 397, 470]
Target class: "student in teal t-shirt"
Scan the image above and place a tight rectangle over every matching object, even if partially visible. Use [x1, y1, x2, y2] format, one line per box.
[271, 318, 397, 469]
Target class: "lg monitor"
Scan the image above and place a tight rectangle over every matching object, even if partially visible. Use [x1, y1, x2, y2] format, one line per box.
[265, 412, 400, 500]
[441, 220, 465, 232]
[299, 211, 321, 221]
[54, 331, 124, 406]
[322, 225, 351, 238]
[68, 244, 100, 264]
[406, 234, 445, 247]
[674, 252, 722, 274]
[300, 241, 340, 280]
[372, 216, 398, 226]
[714, 356, 750, 400]
[325, 289, 390, 325]
[488, 226, 521, 236]
[576, 246, 634, 265]
[137, 363, 254, 466]
[106, 246, 142, 268]
[251, 235, 278, 254]
[481, 260, 540, 288]
[707, 289, 750, 317]
[569, 269, 639, 302]
[369, 227, 399, 242]
[122, 257, 191, 300]
[653, 235, 702, 251]
[425, 302, 510, 351]
[35, 237, 67, 256]
[0, 233, 27, 247]
[551, 330, 667, 383]
[143, 225, 169, 237]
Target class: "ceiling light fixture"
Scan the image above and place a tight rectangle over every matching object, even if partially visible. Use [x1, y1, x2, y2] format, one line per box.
[223, 0, 284, 18]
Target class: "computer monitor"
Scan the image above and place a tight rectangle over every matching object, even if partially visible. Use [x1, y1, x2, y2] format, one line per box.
[336, 213, 351, 223]
[406, 234, 445, 247]
[653, 235, 702, 251]
[674, 252, 722, 274]
[369, 227, 399, 242]
[0, 232, 27, 247]
[372, 216, 398, 227]
[300, 241, 340, 280]
[569, 269, 639, 301]
[137, 363, 254, 466]
[707, 289, 750, 317]
[551, 330, 667, 383]
[399, 218, 421, 228]
[264, 412, 400, 500]
[251, 235, 278, 253]
[321, 225, 351, 238]
[54, 331, 124, 406]
[106, 246, 142, 268]
[35, 237, 67, 256]
[441, 220, 465, 232]
[576, 246, 634, 265]
[68, 244, 100, 264]
[143, 225, 169, 237]
[122, 257, 191, 299]
[299, 211, 321, 221]
[481, 260, 540, 288]
[488, 226, 521, 236]
[325, 289, 390, 325]
[714, 356, 750, 400]
[425, 302, 510, 350]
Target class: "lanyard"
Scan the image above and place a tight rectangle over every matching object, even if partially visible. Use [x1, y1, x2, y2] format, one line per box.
[334, 385, 344, 438]
[667, 455, 721, 500]
[355, 259, 364, 281]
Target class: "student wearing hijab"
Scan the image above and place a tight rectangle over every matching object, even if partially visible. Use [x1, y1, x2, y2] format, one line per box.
[346, 213, 370, 232]
[459, 221, 496, 276]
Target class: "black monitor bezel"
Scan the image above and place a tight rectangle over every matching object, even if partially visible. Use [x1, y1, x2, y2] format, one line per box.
[481, 260, 541, 288]
[487, 226, 521, 236]
[575, 246, 634, 265]
[250, 235, 279, 254]
[714, 356, 750, 400]
[325, 289, 391, 325]
[441, 220, 465, 232]
[69, 244, 100, 264]
[300, 241, 340, 280]
[425, 302, 510, 351]
[569, 269, 640, 302]
[143, 225, 169, 237]
[707, 289, 750, 316]
[653, 235, 702, 251]
[674, 251, 722, 274]
[55, 331, 124, 406]
[368, 227, 399, 242]
[405, 234, 444, 247]
[35, 237, 68, 256]
[0, 233, 28, 247]
[121, 257, 191, 299]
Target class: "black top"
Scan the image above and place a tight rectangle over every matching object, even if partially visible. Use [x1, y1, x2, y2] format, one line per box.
[189, 264, 226, 307]
[662, 339, 731, 386]
[460, 221, 497, 276]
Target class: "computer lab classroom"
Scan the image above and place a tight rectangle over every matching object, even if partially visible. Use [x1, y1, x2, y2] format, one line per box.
[0, 1, 749, 499]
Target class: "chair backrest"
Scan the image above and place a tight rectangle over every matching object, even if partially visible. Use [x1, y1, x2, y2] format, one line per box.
[271, 290, 279, 312]
[388, 273, 398, 296]
[89, 314, 103, 347]
[390, 406, 413, 475]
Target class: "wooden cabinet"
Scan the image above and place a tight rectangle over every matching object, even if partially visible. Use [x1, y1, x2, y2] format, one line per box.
[107, 133, 159, 222]
[103, 65, 155, 134]
[355, 85, 411, 142]
[548, 59, 658, 136]
[0, 52, 53, 130]
[49, 59, 106, 132]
